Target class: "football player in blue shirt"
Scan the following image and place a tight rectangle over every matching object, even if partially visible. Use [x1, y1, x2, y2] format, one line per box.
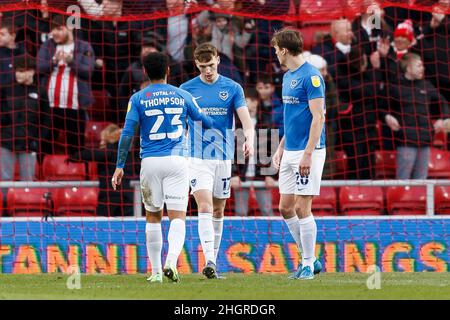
[271, 28, 326, 280]
[181, 43, 254, 279]
[112, 52, 214, 283]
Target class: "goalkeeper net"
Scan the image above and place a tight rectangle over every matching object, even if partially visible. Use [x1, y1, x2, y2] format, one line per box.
[0, 0, 448, 274]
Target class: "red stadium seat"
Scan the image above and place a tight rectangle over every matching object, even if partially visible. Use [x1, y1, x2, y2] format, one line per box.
[6, 188, 51, 217]
[88, 162, 98, 181]
[375, 150, 397, 179]
[42, 155, 86, 181]
[435, 186, 450, 215]
[428, 148, 450, 178]
[332, 150, 348, 179]
[386, 186, 426, 215]
[312, 187, 337, 216]
[54, 187, 98, 216]
[84, 121, 114, 148]
[339, 186, 384, 215]
[90, 90, 111, 121]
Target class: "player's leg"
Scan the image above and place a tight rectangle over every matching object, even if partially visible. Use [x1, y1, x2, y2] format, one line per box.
[295, 148, 326, 280]
[189, 159, 217, 277]
[294, 195, 316, 280]
[141, 157, 165, 283]
[162, 156, 190, 282]
[145, 209, 163, 283]
[163, 209, 186, 283]
[278, 150, 304, 278]
[208, 160, 232, 278]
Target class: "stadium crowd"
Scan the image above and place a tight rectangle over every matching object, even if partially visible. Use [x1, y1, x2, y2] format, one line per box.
[0, 0, 449, 216]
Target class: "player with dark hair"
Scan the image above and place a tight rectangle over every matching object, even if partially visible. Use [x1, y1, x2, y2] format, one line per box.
[111, 52, 214, 283]
[271, 28, 325, 280]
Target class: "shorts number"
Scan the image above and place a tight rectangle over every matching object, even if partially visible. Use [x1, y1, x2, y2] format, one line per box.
[296, 172, 309, 186]
[222, 177, 231, 193]
[145, 107, 183, 140]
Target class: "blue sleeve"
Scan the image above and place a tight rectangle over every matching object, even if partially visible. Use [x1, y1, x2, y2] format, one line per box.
[185, 91, 214, 129]
[116, 96, 139, 169]
[305, 73, 325, 101]
[233, 83, 247, 110]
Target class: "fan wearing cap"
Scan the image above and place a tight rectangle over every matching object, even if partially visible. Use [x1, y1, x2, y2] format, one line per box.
[0, 54, 51, 184]
[393, 19, 416, 60]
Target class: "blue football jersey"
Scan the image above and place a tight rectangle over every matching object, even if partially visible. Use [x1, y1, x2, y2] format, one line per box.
[282, 62, 326, 151]
[180, 75, 247, 160]
[124, 83, 212, 160]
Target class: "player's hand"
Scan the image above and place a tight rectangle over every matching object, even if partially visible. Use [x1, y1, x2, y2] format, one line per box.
[444, 119, 450, 133]
[243, 139, 254, 158]
[299, 152, 312, 177]
[385, 114, 400, 131]
[111, 168, 124, 190]
[272, 148, 283, 172]
[264, 176, 277, 188]
[377, 38, 390, 58]
[370, 51, 381, 69]
[230, 176, 242, 189]
[434, 119, 445, 133]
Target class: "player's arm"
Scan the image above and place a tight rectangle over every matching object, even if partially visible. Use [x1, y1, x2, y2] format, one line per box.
[272, 136, 285, 171]
[185, 92, 215, 129]
[112, 99, 139, 190]
[236, 107, 254, 158]
[300, 97, 325, 176]
[235, 84, 254, 157]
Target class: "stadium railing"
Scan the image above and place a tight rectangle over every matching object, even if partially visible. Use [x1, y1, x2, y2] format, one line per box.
[1, 179, 450, 217]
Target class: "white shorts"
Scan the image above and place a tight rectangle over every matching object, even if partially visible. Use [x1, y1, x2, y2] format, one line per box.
[140, 156, 189, 212]
[279, 148, 326, 196]
[188, 158, 232, 199]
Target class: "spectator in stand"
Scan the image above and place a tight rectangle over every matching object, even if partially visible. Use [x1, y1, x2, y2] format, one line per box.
[37, 14, 95, 157]
[335, 46, 380, 179]
[420, 1, 450, 102]
[118, 34, 187, 110]
[311, 18, 355, 81]
[385, 53, 449, 179]
[0, 54, 51, 183]
[303, 52, 339, 179]
[384, 0, 432, 36]
[78, 0, 144, 123]
[231, 88, 276, 216]
[67, 124, 134, 216]
[0, 18, 25, 87]
[243, 0, 289, 84]
[255, 73, 284, 138]
[194, 10, 254, 72]
[351, 1, 392, 58]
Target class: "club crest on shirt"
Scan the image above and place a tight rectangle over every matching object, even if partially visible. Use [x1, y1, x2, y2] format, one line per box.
[219, 91, 229, 101]
[311, 75, 321, 88]
[290, 79, 298, 89]
[190, 179, 197, 187]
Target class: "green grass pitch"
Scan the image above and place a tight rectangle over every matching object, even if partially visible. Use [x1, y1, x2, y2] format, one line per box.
[0, 273, 449, 300]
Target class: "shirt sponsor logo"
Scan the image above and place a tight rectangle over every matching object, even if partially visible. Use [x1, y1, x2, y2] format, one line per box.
[311, 75, 321, 88]
[202, 107, 228, 115]
[165, 195, 185, 200]
[282, 96, 300, 104]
